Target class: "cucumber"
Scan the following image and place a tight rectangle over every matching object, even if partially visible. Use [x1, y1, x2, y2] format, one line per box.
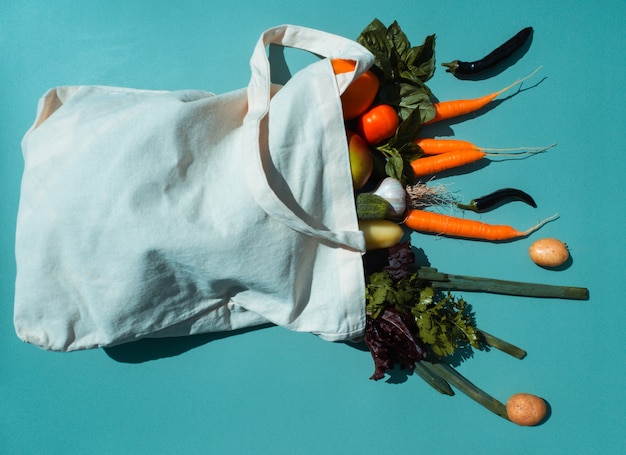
[356, 193, 391, 220]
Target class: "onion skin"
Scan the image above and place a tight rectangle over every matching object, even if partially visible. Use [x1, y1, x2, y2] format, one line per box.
[529, 238, 569, 268]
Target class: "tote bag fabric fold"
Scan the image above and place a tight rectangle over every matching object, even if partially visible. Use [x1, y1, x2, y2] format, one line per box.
[14, 25, 375, 351]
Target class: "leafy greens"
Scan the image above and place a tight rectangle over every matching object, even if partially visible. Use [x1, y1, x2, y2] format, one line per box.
[363, 241, 483, 379]
[356, 19, 437, 185]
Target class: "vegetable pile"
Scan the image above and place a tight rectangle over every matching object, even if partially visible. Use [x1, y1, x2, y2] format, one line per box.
[337, 19, 589, 425]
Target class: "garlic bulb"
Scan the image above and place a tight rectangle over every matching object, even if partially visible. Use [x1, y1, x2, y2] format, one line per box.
[372, 177, 406, 217]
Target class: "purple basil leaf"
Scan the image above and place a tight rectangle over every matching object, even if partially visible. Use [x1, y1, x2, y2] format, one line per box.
[384, 241, 415, 281]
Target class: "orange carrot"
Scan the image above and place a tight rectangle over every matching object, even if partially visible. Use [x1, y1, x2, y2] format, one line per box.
[411, 149, 486, 177]
[411, 144, 554, 177]
[423, 67, 541, 125]
[415, 138, 555, 156]
[415, 138, 479, 155]
[403, 209, 558, 241]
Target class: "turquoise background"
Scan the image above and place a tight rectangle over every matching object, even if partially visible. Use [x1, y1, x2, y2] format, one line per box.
[2, 1, 624, 453]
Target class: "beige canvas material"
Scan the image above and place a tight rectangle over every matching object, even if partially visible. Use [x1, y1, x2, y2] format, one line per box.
[14, 25, 375, 351]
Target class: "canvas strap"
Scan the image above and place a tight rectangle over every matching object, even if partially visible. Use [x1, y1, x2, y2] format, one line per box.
[244, 25, 374, 250]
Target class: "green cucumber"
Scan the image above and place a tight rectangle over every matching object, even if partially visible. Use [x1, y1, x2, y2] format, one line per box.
[356, 193, 391, 220]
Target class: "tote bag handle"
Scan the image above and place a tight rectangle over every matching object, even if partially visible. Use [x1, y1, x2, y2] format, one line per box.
[244, 25, 374, 250]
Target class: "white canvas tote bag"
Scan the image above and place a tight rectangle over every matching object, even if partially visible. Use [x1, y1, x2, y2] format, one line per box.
[14, 25, 375, 351]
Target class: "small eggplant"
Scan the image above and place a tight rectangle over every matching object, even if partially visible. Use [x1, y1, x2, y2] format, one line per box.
[457, 188, 536, 213]
[442, 27, 533, 77]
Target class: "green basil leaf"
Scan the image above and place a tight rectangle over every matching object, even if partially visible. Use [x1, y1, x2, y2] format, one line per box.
[390, 108, 422, 146]
[418, 103, 437, 124]
[386, 21, 410, 62]
[398, 141, 422, 161]
[356, 19, 394, 79]
[384, 153, 404, 182]
[404, 34, 436, 83]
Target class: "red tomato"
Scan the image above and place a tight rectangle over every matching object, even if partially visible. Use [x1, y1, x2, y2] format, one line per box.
[356, 104, 399, 145]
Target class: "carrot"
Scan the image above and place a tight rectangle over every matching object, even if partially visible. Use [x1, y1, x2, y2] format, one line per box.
[411, 149, 486, 177]
[411, 145, 554, 177]
[403, 209, 558, 241]
[423, 67, 542, 125]
[415, 138, 553, 156]
[415, 138, 480, 155]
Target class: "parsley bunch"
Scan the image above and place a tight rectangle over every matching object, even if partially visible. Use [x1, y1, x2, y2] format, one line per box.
[366, 268, 481, 360]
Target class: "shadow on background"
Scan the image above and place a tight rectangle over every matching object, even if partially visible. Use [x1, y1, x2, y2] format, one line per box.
[268, 44, 292, 85]
[537, 252, 574, 271]
[104, 324, 274, 363]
